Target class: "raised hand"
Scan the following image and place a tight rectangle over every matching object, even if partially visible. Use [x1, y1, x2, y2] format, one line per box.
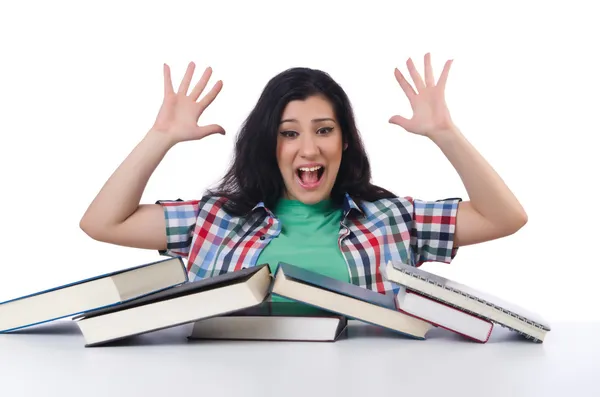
[389, 53, 455, 140]
[151, 62, 225, 144]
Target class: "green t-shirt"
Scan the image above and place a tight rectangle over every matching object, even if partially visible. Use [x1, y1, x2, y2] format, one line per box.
[256, 198, 349, 302]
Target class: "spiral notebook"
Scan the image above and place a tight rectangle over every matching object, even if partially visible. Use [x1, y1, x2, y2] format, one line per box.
[380, 261, 551, 342]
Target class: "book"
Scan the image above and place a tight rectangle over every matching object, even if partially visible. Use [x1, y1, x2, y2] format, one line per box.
[72, 264, 272, 346]
[381, 260, 551, 342]
[0, 257, 188, 333]
[189, 301, 348, 342]
[394, 287, 494, 343]
[270, 262, 434, 339]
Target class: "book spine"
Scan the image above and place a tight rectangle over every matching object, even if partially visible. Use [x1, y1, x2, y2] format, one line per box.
[395, 267, 548, 343]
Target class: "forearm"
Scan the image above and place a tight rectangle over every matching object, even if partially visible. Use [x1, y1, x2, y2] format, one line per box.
[430, 126, 528, 227]
[80, 129, 175, 231]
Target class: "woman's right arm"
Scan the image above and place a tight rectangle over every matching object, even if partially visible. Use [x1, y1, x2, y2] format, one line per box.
[79, 62, 226, 250]
[79, 129, 175, 250]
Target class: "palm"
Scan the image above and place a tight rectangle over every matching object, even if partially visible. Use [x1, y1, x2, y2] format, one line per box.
[389, 53, 455, 138]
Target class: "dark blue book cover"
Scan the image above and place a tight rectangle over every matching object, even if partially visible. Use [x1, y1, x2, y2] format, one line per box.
[274, 262, 397, 310]
[271, 262, 431, 339]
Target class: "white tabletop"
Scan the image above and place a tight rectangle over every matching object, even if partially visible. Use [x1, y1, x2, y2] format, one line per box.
[1, 320, 597, 397]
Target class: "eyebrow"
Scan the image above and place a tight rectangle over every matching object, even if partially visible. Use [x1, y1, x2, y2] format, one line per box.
[279, 118, 336, 124]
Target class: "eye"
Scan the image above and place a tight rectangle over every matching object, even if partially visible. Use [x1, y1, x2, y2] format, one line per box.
[279, 130, 298, 138]
[317, 127, 334, 135]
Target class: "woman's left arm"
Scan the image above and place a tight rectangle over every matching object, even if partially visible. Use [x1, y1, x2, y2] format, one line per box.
[429, 126, 528, 247]
[389, 53, 527, 247]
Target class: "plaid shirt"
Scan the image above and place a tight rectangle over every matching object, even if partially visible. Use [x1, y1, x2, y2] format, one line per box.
[157, 193, 462, 296]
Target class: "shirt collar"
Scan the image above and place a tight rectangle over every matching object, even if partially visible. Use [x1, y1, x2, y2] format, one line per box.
[341, 192, 365, 218]
[251, 192, 364, 219]
[250, 201, 275, 218]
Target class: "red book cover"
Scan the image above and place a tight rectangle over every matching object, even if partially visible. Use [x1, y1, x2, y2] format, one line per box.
[396, 290, 494, 343]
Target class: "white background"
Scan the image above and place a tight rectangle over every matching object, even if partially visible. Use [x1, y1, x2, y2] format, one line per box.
[0, 0, 597, 323]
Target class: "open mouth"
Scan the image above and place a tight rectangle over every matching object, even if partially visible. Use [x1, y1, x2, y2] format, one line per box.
[295, 165, 325, 189]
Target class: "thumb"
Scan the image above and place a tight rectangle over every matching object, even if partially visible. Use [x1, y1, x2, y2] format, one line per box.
[388, 115, 411, 129]
[195, 124, 226, 139]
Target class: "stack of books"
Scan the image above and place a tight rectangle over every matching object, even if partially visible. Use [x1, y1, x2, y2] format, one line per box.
[0, 257, 551, 346]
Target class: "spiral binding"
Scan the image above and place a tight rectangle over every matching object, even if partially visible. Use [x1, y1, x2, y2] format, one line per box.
[396, 267, 549, 343]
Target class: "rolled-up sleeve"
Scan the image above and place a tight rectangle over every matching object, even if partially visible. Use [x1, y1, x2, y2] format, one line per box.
[408, 197, 462, 266]
[155, 198, 201, 258]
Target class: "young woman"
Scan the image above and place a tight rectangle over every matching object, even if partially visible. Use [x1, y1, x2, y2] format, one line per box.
[79, 53, 527, 296]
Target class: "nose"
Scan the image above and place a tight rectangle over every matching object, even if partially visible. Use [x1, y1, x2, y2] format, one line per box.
[299, 133, 319, 158]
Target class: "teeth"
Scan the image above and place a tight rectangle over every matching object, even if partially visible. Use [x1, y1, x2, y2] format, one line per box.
[298, 166, 323, 172]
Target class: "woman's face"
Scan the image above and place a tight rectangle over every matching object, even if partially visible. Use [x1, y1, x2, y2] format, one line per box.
[276, 95, 344, 204]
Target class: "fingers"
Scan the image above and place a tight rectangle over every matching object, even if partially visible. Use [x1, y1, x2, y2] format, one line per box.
[436, 59, 453, 91]
[394, 68, 416, 99]
[400, 54, 452, 93]
[197, 79, 223, 114]
[189, 66, 213, 101]
[424, 53, 435, 87]
[177, 62, 196, 96]
[406, 58, 425, 93]
[163, 63, 174, 97]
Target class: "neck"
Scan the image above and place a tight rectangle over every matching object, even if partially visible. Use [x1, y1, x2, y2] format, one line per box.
[274, 197, 334, 215]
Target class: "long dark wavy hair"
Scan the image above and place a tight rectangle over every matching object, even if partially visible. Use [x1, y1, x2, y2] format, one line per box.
[207, 67, 396, 216]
